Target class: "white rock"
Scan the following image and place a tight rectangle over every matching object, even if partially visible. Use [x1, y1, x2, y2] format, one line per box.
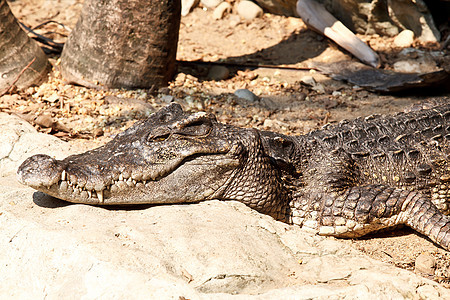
[213, 1, 232, 20]
[417, 284, 441, 299]
[393, 60, 422, 73]
[182, 0, 199, 16]
[236, 0, 263, 21]
[415, 252, 436, 275]
[394, 29, 414, 48]
[200, 0, 222, 9]
[300, 76, 325, 94]
[160, 94, 174, 103]
[300, 75, 316, 86]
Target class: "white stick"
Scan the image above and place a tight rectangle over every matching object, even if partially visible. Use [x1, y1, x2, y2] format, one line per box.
[296, 0, 380, 68]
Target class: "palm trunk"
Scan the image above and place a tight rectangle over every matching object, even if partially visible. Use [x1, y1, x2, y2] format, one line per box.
[60, 0, 181, 90]
[0, 0, 50, 91]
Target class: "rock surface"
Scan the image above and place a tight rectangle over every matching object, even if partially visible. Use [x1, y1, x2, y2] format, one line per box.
[1, 113, 449, 298]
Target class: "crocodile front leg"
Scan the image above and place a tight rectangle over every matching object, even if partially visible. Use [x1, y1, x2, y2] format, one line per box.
[303, 185, 450, 250]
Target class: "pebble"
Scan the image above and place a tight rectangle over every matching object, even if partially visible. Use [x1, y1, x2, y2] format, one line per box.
[0, 94, 19, 105]
[300, 75, 316, 86]
[234, 89, 258, 102]
[43, 94, 59, 103]
[414, 252, 436, 275]
[160, 95, 175, 103]
[92, 128, 104, 137]
[394, 30, 414, 48]
[200, 0, 222, 9]
[236, 0, 263, 21]
[300, 76, 325, 94]
[213, 1, 232, 20]
[35, 113, 54, 128]
[181, 0, 199, 16]
[417, 285, 440, 299]
[393, 60, 422, 73]
[207, 65, 229, 81]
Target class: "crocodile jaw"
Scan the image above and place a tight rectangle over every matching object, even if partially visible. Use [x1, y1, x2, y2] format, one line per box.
[17, 153, 239, 205]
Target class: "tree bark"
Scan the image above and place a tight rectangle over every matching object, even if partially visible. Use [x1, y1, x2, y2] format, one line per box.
[0, 0, 50, 91]
[60, 0, 181, 90]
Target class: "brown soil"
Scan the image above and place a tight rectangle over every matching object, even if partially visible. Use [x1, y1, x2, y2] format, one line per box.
[5, 0, 450, 286]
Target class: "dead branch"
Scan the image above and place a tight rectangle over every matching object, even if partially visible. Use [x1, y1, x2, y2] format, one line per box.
[0, 57, 36, 97]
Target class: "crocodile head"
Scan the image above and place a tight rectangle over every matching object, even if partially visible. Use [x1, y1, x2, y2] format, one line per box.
[17, 103, 290, 220]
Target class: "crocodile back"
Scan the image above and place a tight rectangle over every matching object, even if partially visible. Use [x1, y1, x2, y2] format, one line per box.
[303, 104, 450, 212]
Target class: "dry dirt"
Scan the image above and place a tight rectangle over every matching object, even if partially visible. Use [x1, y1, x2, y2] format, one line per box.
[4, 0, 450, 287]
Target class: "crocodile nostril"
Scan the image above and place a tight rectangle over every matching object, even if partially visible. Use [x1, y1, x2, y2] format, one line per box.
[17, 154, 63, 187]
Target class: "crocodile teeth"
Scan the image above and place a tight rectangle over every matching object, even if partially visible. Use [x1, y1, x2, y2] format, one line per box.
[88, 190, 92, 198]
[119, 174, 124, 181]
[97, 190, 104, 203]
[61, 170, 67, 181]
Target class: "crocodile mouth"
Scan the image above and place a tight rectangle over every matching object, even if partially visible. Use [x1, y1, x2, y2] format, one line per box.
[18, 153, 239, 205]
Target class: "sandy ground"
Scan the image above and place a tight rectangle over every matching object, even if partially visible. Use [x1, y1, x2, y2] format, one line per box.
[4, 0, 450, 286]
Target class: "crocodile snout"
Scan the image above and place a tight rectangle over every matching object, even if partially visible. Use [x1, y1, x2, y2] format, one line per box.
[17, 154, 64, 188]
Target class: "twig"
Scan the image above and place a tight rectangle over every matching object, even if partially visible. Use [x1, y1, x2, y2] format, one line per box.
[31, 20, 71, 33]
[0, 57, 36, 97]
[20, 22, 64, 53]
[177, 59, 313, 71]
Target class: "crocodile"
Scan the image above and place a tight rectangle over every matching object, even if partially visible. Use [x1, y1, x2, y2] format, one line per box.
[17, 103, 450, 250]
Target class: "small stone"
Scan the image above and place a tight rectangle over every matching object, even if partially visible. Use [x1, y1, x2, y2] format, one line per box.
[300, 76, 325, 94]
[0, 94, 19, 105]
[414, 252, 436, 275]
[234, 89, 258, 102]
[213, 1, 231, 20]
[34, 113, 54, 128]
[393, 60, 421, 73]
[417, 285, 440, 299]
[300, 75, 316, 86]
[236, 0, 263, 21]
[263, 119, 275, 128]
[92, 128, 104, 138]
[200, 0, 222, 9]
[207, 65, 229, 81]
[44, 94, 59, 103]
[160, 95, 174, 103]
[158, 87, 170, 95]
[394, 30, 414, 48]
[229, 14, 241, 27]
[181, 0, 199, 16]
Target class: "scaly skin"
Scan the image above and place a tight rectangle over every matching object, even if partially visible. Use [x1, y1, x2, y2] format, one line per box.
[17, 103, 450, 250]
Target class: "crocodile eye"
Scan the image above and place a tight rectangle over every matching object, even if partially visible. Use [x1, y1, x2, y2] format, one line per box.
[152, 133, 170, 142]
[147, 131, 170, 142]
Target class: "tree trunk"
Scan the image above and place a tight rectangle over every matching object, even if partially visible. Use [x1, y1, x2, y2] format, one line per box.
[0, 0, 50, 91]
[60, 0, 181, 90]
